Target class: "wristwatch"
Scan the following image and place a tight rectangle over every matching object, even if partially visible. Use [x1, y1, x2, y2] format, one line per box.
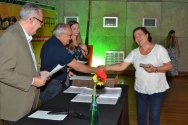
[155, 67, 158, 73]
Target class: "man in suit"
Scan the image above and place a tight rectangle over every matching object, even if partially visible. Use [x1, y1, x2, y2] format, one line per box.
[0, 3, 49, 125]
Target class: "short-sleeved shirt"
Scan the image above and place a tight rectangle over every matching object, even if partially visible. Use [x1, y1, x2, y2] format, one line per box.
[124, 44, 171, 94]
[40, 36, 74, 81]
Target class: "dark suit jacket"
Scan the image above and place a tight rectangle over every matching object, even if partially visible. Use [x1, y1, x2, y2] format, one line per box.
[0, 22, 39, 121]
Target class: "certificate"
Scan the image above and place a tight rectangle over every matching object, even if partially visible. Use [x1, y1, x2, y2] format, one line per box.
[41, 64, 65, 78]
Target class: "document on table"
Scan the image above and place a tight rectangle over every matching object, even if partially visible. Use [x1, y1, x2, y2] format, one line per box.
[71, 94, 92, 103]
[64, 86, 87, 93]
[71, 94, 118, 105]
[99, 87, 122, 98]
[41, 64, 65, 78]
[97, 96, 119, 105]
[66, 86, 122, 105]
[64, 86, 96, 95]
[69, 75, 92, 80]
[28, 110, 67, 121]
[80, 87, 93, 95]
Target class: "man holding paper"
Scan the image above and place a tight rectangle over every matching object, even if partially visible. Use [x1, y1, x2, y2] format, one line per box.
[0, 3, 49, 124]
[40, 23, 97, 104]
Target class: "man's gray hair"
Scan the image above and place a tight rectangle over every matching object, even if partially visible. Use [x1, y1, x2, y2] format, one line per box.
[53, 23, 67, 37]
[19, 3, 42, 20]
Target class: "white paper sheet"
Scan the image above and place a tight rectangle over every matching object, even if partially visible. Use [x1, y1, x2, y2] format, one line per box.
[69, 75, 92, 80]
[97, 96, 118, 105]
[99, 87, 122, 98]
[80, 87, 93, 95]
[71, 94, 92, 103]
[65, 86, 122, 105]
[64, 86, 87, 93]
[41, 64, 65, 78]
[28, 110, 67, 121]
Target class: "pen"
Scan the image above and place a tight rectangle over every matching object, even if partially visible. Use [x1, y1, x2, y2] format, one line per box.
[47, 111, 69, 115]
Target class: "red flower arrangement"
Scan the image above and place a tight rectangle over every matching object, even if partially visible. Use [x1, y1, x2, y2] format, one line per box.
[92, 69, 107, 95]
[96, 69, 107, 83]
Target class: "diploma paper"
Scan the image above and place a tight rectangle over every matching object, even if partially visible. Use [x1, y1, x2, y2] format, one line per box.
[64, 86, 87, 93]
[96, 96, 118, 105]
[71, 94, 92, 103]
[28, 110, 67, 121]
[66, 86, 122, 105]
[41, 64, 65, 78]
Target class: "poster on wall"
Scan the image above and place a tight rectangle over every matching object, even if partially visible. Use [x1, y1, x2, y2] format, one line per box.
[32, 9, 56, 64]
[0, 2, 56, 64]
[0, 3, 19, 31]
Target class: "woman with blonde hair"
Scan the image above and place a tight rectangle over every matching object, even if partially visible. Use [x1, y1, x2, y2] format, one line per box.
[67, 20, 89, 61]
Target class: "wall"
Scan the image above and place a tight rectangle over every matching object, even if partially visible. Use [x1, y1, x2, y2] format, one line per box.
[161, 2, 188, 72]
[27, 0, 188, 72]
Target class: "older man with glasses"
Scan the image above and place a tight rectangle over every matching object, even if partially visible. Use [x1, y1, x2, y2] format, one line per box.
[0, 3, 49, 125]
[40, 23, 97, 105]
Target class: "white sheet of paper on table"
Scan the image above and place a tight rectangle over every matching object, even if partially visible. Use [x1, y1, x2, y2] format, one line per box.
[64, 86, 122, 105]
[69, 75, 92, 80]
[63, 86, 87, 93]
[80, 87, 93, 95]
[28, 110, 67, 121]
[71, 94, 92, 103]
[99, 87, 122, 97]
[96, 96, 118, 105]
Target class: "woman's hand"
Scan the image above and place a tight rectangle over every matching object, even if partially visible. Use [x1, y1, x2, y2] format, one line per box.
[80, 44, 88, 52]
[80, 44, 89, 57]
[143, 64, 156, 73]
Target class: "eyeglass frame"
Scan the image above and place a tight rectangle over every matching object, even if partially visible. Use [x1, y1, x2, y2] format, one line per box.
[32, 17, 44, 25]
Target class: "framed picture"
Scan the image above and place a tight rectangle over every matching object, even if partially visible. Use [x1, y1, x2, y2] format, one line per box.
[64, 16, 79, 23]
[103, 17, 118, 27]
[142, 18, 157, 27]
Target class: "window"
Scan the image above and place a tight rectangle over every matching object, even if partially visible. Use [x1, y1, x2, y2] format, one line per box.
[106, 51, 125, 65]
[103, 17, 118, 27]
[142, 18, 157, 27]
[64, 16, 79, 23]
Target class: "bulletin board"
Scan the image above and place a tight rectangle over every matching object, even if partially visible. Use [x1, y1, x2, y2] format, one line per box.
[0, 2, 57, 64]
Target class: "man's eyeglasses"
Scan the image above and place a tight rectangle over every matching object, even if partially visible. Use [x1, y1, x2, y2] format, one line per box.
[33, 17, 44, 25]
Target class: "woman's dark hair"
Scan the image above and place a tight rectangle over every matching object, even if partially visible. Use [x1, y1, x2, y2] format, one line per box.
[166, 29, 175, 41]
[168, 30, 175, 36]
[133, 27, 152, 42]
[165, 30, 175, 48]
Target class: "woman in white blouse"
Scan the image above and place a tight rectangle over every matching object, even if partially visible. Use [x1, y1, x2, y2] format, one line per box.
[102, 27, 173, 125]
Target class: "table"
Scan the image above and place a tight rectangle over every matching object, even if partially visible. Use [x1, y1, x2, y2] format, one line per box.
[15, 85, 129, 125]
